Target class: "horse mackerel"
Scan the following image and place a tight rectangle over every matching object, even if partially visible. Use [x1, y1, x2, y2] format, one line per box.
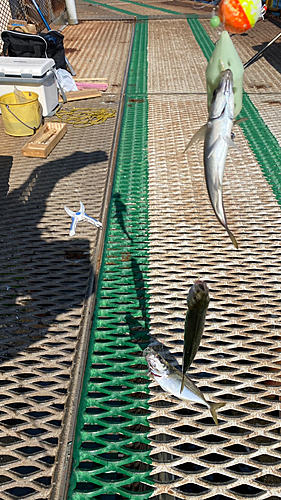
[185, 69, 239, 248]
[144, 347, 225, 425]
[181, 280, 210, 392]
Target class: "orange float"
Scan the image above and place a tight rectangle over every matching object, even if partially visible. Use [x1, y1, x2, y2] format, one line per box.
[219, 0, 261, 34]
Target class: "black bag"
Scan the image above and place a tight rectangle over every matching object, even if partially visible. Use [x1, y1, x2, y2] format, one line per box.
[41, 31, 67, 70]
[1, 30, 67, 70]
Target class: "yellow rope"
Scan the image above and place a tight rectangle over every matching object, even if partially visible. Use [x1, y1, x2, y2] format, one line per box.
[55, 107, 116, 128]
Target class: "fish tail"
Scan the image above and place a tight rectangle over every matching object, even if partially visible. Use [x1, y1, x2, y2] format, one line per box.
[209, 402, 225, 426]
[209, 197, 238, 249]
[227, 227, 238, 249]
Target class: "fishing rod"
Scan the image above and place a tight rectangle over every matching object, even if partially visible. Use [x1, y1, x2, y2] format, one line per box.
[30, 0, 76, 75]
[244, 31, 281, 69]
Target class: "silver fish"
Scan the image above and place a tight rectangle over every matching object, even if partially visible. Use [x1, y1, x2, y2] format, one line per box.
[185, 69, 239, 248]
[144, 347, 225, 425]
[181, 280, 210, 392]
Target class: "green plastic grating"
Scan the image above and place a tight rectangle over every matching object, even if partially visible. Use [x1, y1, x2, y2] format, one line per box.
[117, 0, 198, 16]
[82, 0, 198, 19]
[67, 20, 153, 499]
[83, 0, 148, 18]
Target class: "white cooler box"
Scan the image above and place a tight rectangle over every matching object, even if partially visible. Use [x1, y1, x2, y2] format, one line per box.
[0, 57, 59, 117]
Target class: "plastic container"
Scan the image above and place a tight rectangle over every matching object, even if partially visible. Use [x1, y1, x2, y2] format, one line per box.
[0, 91, 42, 136]
[0, 57, 58, 117]
[206, 31, 244, 117]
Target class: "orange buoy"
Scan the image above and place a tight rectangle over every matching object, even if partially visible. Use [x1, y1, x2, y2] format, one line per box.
[219, 0, 261, 34]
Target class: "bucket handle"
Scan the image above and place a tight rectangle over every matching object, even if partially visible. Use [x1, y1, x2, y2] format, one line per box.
[5, 104, 43, 134]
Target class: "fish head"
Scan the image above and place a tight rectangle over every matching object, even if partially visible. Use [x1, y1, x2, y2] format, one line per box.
[143, 347, 169, 377]
[219, 69, 233, 96]
[187, 280, 210, 310]
[209, 69, 234, 119]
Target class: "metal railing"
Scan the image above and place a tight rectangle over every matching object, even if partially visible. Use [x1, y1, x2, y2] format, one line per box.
[0, 0, 66, 52]
[0, 0, 12, 52]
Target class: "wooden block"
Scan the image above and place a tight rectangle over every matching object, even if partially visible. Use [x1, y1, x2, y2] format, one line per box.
[7, 19, 37, 33]
[22, 122, 67, 158]
[59, 89, 101, 102]
[76, 82, 108, 91]
[26, 24, 37, 34]
[75, 78, 108, 82]
[8, 18, 28, 26]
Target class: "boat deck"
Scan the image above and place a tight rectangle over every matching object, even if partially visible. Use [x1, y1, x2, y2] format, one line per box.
[0, 2, 281, 499]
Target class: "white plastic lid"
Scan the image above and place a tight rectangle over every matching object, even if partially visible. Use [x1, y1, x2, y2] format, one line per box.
[0, 57, 55, 77]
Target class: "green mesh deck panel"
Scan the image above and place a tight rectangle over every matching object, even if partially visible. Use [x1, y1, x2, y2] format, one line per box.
[67, 20, 154, 499]
[83, 0, 199, 18]
[83, 0, 148, 18]
[115, 0, 198, 16]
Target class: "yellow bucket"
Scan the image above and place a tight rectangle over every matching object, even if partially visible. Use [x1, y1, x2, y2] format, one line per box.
[0, 91, 42, 136]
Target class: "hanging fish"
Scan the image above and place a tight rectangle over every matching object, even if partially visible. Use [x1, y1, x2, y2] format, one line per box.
[185, 69, 239, 248]
[144, 347, 225, 425]
[181, 280, 210, 392]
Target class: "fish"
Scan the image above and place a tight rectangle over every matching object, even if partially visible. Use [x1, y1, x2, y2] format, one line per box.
[144, 347, 225, 425]
[185, 69, 239, 248]
[181, 280, 210, 392]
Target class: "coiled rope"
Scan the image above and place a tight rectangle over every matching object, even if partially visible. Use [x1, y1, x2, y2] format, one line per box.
[55, 107, 116, 127]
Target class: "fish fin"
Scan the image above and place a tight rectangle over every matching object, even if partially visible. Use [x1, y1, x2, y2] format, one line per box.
[234, 117, 248, 126]
[184, 124, 207, 153]
[224, 135, 241, 152]
[180, 375, 185, 394]
[209, 402, 225, 426]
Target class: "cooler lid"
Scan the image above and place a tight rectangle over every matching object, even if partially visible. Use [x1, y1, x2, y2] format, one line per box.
[0, 57, 55, 77]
